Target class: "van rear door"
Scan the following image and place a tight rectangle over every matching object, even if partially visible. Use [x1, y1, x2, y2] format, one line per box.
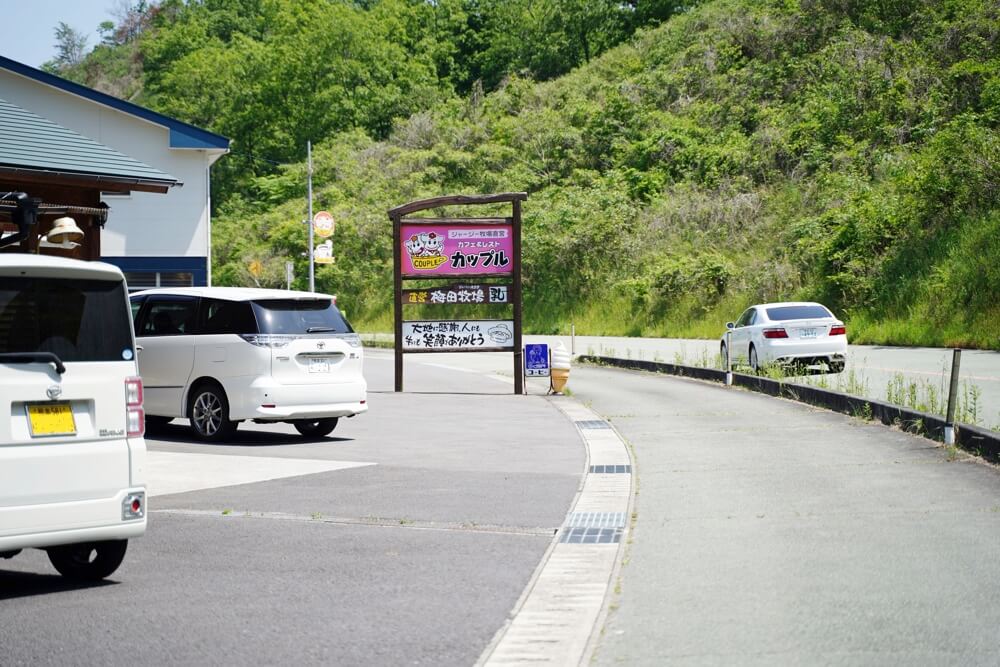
[0, 275, 137, 513]
[249, 298, 363, 386]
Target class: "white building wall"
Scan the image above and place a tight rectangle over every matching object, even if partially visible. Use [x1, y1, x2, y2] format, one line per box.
[0, 69, 218, 259]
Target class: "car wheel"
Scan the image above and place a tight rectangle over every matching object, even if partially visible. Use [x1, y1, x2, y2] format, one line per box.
[829, 360, 845, 374]
[47, 540, 128, 581]
[293, 418, 339, 438]
[749, 345, 760, 374]
[720, 342, 729, 368]
[188, 384, 237, 442]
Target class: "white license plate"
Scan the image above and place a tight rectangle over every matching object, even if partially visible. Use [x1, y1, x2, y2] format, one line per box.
[308, 358, 331, 373]
[799, 328, 818, 339]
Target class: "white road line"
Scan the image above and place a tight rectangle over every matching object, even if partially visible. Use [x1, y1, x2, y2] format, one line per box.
[144, 451, 376, 497]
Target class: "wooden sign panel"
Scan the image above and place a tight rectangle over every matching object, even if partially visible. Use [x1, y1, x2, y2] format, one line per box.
[389, 193, 527, 393]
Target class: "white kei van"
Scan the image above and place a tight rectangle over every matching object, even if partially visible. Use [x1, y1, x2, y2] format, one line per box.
[0, 255, 146, 581]
[130, 287, 367, 441]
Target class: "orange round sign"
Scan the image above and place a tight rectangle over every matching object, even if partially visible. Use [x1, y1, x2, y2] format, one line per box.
[313, 211, 335, 238]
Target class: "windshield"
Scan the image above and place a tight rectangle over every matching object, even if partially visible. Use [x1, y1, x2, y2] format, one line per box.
[765, 305, 833, 321]
[0, 277, 134, 362]
[251, 299, 353, 335]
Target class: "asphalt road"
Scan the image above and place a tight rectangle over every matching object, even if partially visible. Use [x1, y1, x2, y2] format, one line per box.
[521, 335, 1000, 430]
[564, 364, 1000, 666]
[0, 351, 583, 666]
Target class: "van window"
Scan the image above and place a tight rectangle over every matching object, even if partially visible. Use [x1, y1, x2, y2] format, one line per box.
[0, 277, 134, 362]
[139, 298, 199, 337]
[130, 295, 145, 325]
[200, 299, 258, 335]
[251, 299, 353, 335]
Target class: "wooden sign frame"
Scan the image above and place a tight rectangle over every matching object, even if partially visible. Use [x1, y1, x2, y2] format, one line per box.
[389, 193, 528, 393]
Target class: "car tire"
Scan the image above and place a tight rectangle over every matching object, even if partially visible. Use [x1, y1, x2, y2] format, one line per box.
[188, 383, 237, 442]
[829, 360, 845, 374]
[749, 345, 761, 374]
[47, 540, 128, 581]
[720, 342, 729, 368]
[293, 418, 339, 438]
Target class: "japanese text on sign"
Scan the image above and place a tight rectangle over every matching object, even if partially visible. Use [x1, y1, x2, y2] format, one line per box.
[402, 320, 515, 350]
[403, 284, 509, 305]
[525, 344, 550, 377]
[401, 224, 515, 277]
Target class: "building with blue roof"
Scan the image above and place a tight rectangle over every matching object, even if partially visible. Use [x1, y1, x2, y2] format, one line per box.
[0, 55, 229, 287]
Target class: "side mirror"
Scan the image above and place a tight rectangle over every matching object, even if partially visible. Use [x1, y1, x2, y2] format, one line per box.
[726, 322, 735, 330]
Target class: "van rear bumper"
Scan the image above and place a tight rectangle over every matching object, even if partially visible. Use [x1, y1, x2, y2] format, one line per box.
[0, 487, 146, 552]
[253, 400, 369, 421]
[230, 377, 368, 421]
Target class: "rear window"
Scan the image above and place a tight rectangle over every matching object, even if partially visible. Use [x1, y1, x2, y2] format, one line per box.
[765, 305, 833, 321]
[0, 277, 134, 362]
[251, 299, 353, 335]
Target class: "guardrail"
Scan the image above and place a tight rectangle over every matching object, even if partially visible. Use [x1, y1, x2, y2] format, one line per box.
[578, 355, 1000, 463]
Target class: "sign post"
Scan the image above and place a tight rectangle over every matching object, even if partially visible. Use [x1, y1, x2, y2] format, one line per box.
[389, 193, 528, 394]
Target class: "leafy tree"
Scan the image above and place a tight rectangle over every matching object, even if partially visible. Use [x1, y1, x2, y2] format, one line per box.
[42, 22, 88, 73]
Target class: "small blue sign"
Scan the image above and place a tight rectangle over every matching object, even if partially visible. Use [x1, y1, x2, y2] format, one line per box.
[525, 343, 550, 377]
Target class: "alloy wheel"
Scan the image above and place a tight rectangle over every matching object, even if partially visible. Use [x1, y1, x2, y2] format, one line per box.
[193, 391, 223, 436]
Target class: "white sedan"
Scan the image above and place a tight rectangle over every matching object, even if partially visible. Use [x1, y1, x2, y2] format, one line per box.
[720, 302, 847, 373]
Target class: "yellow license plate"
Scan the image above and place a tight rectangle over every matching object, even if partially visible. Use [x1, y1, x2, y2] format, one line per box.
[27, 403, 76, 437]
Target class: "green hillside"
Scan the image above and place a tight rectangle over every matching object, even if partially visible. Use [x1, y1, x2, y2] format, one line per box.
[60, 0, 1000, 347]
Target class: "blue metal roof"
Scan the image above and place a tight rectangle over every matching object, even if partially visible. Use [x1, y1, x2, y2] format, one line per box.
[0, 55, 230, 151]
[0, 96, 180, 188]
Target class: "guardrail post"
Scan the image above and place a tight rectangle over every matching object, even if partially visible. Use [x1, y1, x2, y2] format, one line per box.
[944, 348, 962, 445]
[725, 330, 733, 386]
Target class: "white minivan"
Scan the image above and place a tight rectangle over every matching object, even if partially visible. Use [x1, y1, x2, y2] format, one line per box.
[0, 255, 146, 581]
[130, 287, 367, 441]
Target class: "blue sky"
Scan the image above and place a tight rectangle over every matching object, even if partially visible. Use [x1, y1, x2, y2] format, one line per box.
[1, 0, 115, 68]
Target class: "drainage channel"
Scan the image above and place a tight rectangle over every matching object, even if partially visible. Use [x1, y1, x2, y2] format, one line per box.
[477, 399, 634, 666]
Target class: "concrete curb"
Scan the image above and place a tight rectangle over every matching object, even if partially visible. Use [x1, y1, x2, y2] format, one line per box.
[477, 398, 634, 666]
[579, 355, 1000, 463]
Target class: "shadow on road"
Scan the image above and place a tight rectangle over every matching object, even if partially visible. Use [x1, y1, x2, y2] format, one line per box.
[0, 569, 117, 600]
[368, 390, 515, 395]
[147, 423, 355, 447]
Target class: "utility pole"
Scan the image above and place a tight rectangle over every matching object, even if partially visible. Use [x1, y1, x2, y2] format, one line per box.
[307, 140, 315, 293]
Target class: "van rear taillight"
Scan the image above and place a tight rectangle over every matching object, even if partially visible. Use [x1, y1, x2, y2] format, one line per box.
[125, 377, 143, 406]
[126, 377, 144, 437]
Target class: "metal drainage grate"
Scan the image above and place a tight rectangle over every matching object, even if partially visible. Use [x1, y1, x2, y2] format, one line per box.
[559, 527, 623, 544]
[589, 464, 631, 474]
[575, 420, 612, 430]
[565, 512, 626, 529]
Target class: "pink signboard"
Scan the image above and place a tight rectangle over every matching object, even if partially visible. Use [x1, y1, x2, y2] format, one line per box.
[400, 224, 513, 277]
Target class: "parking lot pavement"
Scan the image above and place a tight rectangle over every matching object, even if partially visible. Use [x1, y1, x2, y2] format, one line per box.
[0, 351, 584, 666]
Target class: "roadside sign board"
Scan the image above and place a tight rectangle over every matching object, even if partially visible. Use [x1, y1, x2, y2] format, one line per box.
[402, 320, 514, 351]
[390, 193, 527, 393]
[314, 239, 334, 264]
[525, 343, 550, 377]
[403, 283, 509, 305]
[400, 224, 513, 277]
[313, 211, 335, 238]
